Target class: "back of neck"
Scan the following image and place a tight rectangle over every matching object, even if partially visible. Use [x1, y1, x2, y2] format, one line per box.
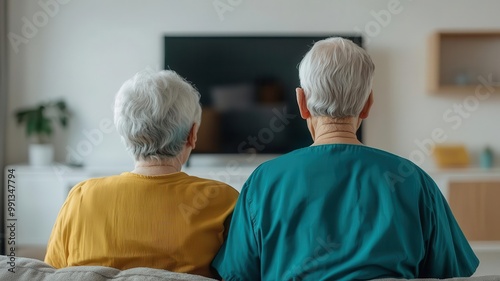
[311, 117, 362, 146]
[132, 158, 183, 176]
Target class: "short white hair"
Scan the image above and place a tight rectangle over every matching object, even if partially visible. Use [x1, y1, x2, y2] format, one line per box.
[298, 37, 375, 118]
[114, 70, 201, 161]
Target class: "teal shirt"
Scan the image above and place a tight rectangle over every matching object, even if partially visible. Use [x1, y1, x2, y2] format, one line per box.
[212, 144, 479, 281]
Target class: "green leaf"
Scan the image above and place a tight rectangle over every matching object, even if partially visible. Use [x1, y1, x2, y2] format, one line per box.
[26, 111, 37, 136]
[59, 116, 68, 128]
[55, 100, 67, 111]
[14, 99, 70, 140]
[41, 118, 52, 137]
[35, 107, 44, 134]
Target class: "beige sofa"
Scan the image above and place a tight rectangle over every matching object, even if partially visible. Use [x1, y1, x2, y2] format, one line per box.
[2, 255, 500, 281]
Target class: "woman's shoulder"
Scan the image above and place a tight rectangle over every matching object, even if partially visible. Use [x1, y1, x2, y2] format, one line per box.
[182, 174, 240, 197]
[66, 174, 125, 195]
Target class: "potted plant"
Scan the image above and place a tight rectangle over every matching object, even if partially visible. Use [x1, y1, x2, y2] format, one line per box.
[15, 99, 70, 166]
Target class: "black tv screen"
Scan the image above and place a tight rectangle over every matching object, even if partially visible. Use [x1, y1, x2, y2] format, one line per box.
[164, 35, 363, 154]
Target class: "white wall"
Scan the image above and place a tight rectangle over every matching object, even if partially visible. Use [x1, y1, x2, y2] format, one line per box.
[5, 0, 500, 170]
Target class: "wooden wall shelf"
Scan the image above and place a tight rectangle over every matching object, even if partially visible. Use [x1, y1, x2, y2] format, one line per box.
[428, 31, 500, 93]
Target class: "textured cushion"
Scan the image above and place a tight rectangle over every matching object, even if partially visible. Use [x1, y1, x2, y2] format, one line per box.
[0, 256, 216, 281]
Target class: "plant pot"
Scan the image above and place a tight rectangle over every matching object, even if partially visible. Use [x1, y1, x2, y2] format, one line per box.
[29, 144, 54, 166]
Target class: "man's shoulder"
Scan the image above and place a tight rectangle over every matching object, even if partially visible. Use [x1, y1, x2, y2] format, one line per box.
[257, 144, 420, 169]
[247, 145, 432, 188]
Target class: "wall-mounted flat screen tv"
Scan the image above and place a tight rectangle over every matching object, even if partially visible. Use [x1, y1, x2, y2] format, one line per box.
[164, 35, 363, 154]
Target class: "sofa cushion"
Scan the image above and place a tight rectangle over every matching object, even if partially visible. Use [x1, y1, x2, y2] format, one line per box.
[2, 255, 500, 281]
[375, 277, 500, 281]
[0, 256, 216, 281]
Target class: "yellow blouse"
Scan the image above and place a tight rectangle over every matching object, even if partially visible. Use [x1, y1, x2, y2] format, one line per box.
[45, 172, 239, 278]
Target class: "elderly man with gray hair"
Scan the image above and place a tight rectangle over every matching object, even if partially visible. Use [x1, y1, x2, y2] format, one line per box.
[45, 70, 238, 279]
[212, 37, 478, 280]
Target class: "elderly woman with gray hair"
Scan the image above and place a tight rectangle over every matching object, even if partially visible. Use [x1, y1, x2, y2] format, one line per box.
[45, 70, 238, 279]
[212, 38, 479, 280]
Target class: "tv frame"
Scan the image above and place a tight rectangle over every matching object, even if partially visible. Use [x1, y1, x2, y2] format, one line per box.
[163, 34, 364, 155]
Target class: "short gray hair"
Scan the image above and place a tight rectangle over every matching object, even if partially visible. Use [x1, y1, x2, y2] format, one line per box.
[114, 70, 202, 161]
[298, 37, 375, 118]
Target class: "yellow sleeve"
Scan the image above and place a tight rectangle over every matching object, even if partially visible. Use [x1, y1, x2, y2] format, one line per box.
[222, 213, 233, 240]
[221, 186, 239, 239]
[44, 182, 83, 268]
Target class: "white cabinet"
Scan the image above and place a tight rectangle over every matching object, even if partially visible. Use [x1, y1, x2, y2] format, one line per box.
[3, 163, 255, 259]
[183, 166, 254, 192]
[4, 165, 91, 252]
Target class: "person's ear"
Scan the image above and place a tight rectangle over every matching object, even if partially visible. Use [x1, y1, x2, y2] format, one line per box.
[359, 91, 374, 119]
[296, 87, 311, 119]
[187, 123, 198, 149]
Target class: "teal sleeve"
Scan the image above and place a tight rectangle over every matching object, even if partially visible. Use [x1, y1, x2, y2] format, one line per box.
[418, 175, 479, 278]
[211, 183, 261, 281]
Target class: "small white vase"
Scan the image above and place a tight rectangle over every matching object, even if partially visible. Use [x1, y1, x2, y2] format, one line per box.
[29, 144, 54, 166]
